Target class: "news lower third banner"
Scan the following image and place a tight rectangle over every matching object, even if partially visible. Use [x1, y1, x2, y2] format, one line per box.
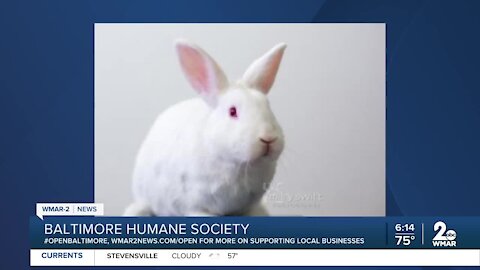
[31, 216, 480, 249]
[29, 205, 480, 266]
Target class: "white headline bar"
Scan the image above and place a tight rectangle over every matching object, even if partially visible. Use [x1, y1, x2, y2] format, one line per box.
[36, 203, 104, 219]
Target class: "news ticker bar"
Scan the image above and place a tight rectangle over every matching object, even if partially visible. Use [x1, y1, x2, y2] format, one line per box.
[30, 217, 480, 249]
[30, 249, 480, 266]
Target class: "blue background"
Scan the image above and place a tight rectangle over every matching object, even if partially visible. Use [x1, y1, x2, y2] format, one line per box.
[1, 0, 480, 269]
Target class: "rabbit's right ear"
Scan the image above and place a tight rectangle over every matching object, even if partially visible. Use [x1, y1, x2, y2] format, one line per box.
[175, 40, 228, 106]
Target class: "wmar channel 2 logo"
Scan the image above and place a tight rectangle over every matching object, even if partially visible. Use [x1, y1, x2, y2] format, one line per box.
[432, 221, 457, 247]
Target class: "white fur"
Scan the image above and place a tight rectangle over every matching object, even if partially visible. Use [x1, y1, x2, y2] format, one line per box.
[124, 40, 287, 216]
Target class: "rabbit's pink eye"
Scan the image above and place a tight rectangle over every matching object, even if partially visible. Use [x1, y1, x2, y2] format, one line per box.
[229, 106, 238, 118]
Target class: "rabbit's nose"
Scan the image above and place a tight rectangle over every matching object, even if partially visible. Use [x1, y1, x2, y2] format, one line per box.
[260, 137, 277, 144]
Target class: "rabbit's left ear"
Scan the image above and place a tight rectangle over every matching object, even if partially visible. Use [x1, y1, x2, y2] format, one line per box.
[242, 43, 287, 94]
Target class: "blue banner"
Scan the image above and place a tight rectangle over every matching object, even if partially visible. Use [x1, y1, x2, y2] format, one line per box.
[30, 217, 480, 249]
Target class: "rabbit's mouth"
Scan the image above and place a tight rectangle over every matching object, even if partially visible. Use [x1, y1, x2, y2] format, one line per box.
[262, 144, 271, 157]
[247, 138, 283, 162]
[259, 137, 277, 157]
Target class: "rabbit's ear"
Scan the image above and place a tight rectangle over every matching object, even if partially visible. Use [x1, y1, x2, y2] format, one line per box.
[176, 40, 228, 105]
[242, 43, 287, 94]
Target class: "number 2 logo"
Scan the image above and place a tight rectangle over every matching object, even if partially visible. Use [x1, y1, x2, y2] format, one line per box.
[433, 221, 456, 241]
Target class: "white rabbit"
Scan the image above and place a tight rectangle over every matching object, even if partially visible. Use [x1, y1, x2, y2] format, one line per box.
[124, 40, 287, 216]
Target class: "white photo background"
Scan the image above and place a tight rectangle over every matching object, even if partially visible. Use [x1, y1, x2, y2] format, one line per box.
[95, 24, 385, 216]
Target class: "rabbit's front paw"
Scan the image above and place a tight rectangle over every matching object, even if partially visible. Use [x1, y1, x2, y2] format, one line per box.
[185, 211, 215, 217]
[123, 202, 152, 216]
